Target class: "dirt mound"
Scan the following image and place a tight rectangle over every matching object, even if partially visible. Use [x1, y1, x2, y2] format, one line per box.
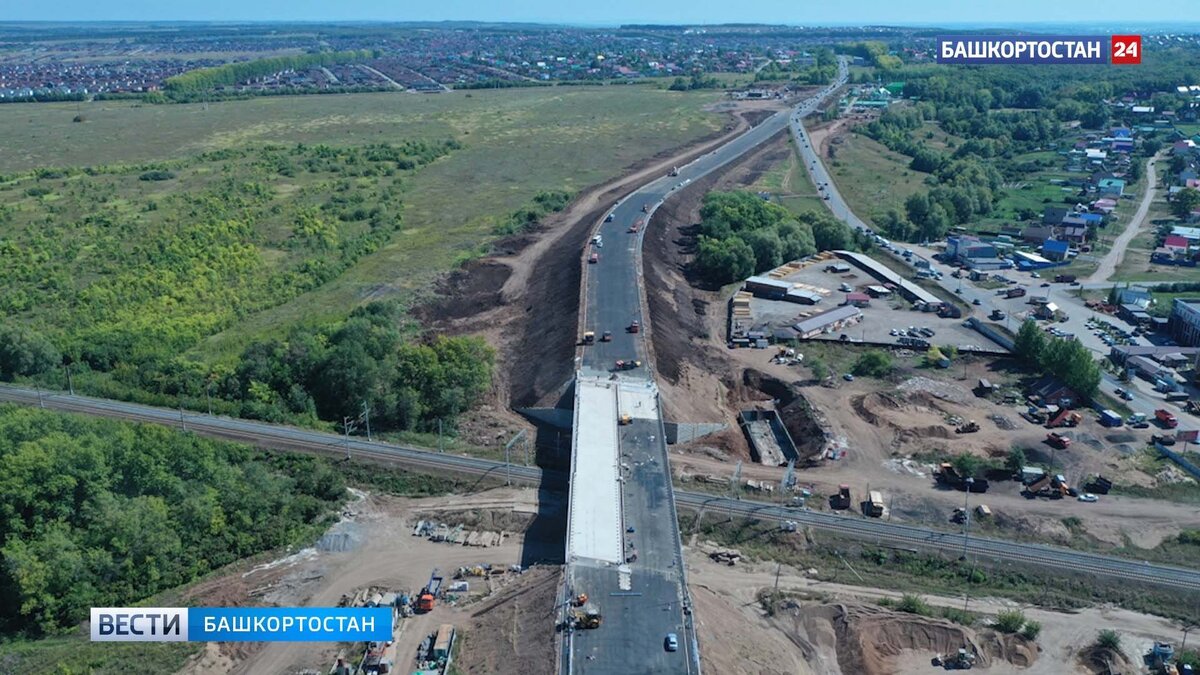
[412, 260, 512, 323]
[769, 601, 1037, 675]
[412, 508, 535, 533]
[453, 566, 561, 675]
[1078, 645, 1137, 674]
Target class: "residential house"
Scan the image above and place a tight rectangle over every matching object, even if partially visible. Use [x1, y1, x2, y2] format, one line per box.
[1117, 287, 1153, 309]
[1022, 225, 1056, 244]
[1097, 178, 1125, 197]
[1042, 206, 1070, 227]
[1164, 234, 1191, 257]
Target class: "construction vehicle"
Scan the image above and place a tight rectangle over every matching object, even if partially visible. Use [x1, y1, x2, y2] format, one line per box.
[572, 601, 603, 629]
[951, 508, 968, 524]
[600, 330, 612, 342]
[415, 569, 443, 613]
[1157, 409, 1179, 428]
[1046, 432, 1071, 449]
[1024, 473, 1073, 499]
[989, 309, 1006, 321]
[1005, 287, 1026, 299]
[935, 463, 989, 493]
[582, 331, 595, 345]
[1046, 408, 1082, 428]
[628, 320, 640, 333]
[571, 593, 589, 607]
[829, 484, 852, 510]
[860, 490, 885, 518]
[618, 413, 632, 425]
[932, 649, 977, 670]
[956, 420, 980, 434]
[1084, 475, 1113, 495]
[615, 359, 641, 371]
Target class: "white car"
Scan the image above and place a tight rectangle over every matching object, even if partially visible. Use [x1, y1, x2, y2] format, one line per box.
[1077, 493, 1098, 503]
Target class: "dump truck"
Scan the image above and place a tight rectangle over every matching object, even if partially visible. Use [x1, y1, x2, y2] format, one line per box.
[861, 490, 885, 518]
[1046, 409, 1082, 428]
[1157, 409, 1179, 428]
[416, 569, 443, 613]
[935, 464, 989, 493]
[829, 485, 852, 510]
[1046, 432, 1071, 449]
[956, 420, 980, 434]
[1005, 287, 1026, 299]
[582, 331, 595, 345]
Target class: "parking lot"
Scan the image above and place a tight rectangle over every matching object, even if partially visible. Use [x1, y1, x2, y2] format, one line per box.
[738, 258, 992, 350]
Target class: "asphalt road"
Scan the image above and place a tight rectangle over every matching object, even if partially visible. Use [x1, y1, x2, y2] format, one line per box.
[569, 59, 850, 675]
[4, 382, 1200, 593]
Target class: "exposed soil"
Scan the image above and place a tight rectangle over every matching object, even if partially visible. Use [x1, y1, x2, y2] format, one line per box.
[687, 547, 1172, 675]
[176, 487, 551, 675]
[452, 566, 561, 675]
[414, 100, 792, 412]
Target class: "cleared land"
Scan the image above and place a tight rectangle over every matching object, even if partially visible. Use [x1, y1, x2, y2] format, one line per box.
[0, 87, 725, 362]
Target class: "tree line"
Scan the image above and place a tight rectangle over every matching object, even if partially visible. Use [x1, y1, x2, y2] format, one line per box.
[1013, 319, 1101, 399]
[163, 50, 376, 95]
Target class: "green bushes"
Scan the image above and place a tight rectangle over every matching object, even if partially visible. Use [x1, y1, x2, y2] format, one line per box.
[0, 326, 60, 381]
[691, 191, 854, 286]
[994, 609, 1027, 633]
[1095, 629, 1122, 651]
[0, 405, 349, 636]
[852, 350, 893, 378]
[491, 190, 574, 235]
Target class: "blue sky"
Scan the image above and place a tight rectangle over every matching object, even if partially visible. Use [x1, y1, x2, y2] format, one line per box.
[2, 0, 1197, 25]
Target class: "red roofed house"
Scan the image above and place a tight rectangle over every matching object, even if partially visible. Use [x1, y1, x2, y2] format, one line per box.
[1165, 234, 1191, 253]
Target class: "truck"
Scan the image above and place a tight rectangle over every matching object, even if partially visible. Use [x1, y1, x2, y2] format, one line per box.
[1005, 287, 1027, 299]
[416, 569, 444, 613]
[935, 463, 989, 492]
[989, 309, 1006, 321]
[1046, 432, 1071, 449]
[1054, 274, 1076, 283]
[615, 359, 641, 371]
[582, 331, 595, 345]
[829, 485, 852, 510]
[861, 490, 885, 518]
[1098, 409, 1123, 427]
[1157, 409, 1179, 428]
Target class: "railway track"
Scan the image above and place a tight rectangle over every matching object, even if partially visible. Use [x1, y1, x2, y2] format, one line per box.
[5, 383, 1200, 592]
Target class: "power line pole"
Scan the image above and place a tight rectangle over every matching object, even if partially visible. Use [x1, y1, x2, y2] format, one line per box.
[361, 401, 372, 442]
[65, 364, 74, 395]
[438, 418, 444, 453]
[342, 416, 357, 460]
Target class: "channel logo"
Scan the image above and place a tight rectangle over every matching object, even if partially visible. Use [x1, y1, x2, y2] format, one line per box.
[91, 607, 394, 642]
[937, 35, 1141, 65]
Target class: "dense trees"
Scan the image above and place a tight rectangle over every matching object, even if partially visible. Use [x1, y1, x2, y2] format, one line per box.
[691, 191, 851, 285]
[1014, 320, 1101, 399]
[1172, 187, 1200, 220]
[0, 405, 349, 636]
[229, 301, 494, 432]
[0, 326, 59, 381]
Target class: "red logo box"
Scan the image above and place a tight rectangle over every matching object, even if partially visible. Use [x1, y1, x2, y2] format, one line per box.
[1111, 35, 1141, 65]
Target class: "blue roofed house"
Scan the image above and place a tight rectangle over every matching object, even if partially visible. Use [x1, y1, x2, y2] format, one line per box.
[1097, 178, 1125, 198]
[1041, 238, 1070, 262]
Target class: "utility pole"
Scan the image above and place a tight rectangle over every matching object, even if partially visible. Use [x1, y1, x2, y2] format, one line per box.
[774, 562, 782, 591]
[206, 382, 213, 416]
[179, 406, 186, 432]
[342, 416, 357, 460]
[361, 401, 372, 442]
[961, 477, 974, 561]
[438, 419, 444, 453]
[65, 364, 74, 395]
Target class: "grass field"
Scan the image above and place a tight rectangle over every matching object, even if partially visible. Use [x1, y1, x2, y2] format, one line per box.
[747, 144, 828, 217]
[825, 132, 925, 226]
[0, 87, 725, 361]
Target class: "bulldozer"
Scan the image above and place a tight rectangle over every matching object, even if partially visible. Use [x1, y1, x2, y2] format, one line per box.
[956, 420, 980, 434]
[932, 648, 977, 670]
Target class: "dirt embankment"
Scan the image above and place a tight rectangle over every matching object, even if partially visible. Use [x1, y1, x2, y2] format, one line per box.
[768, 600, 1037, 675]
[452, 566, 561, 675]
[414, 105, 784, 411]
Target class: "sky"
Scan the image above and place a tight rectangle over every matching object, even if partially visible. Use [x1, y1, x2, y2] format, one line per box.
[1, 0, 1198, 26]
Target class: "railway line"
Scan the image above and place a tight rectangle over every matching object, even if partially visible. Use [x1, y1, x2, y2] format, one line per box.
[4, 383, 1200, 592]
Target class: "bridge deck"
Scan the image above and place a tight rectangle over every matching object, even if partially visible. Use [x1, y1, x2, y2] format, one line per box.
[567, 376, 624, 564]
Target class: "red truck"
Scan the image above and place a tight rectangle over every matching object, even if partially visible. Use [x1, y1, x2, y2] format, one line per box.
[1156, 409, 1179, 428]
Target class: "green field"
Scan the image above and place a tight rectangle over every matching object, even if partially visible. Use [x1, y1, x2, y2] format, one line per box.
[0, 87, 724, 362]
[824, 132, 925, 226]
[748, 143, 828, 216]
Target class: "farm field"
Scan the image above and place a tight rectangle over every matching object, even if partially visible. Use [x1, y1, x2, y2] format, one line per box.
[826, 131, 925, 226]
[0, 86, 725, 362]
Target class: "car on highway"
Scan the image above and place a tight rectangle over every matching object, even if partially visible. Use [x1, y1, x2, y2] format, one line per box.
[1077, 493, 1098, 503]
[664, 634, 678, 652]
[972, 298, 980, 305]
[1115, 388, 1134, 401]
[589, 253, 599, 264]
[604, 213, 614, 223]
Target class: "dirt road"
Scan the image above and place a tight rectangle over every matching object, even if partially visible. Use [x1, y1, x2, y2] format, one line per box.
[1087, 152, 1162, 283]
[687, 547, 1178, 674]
